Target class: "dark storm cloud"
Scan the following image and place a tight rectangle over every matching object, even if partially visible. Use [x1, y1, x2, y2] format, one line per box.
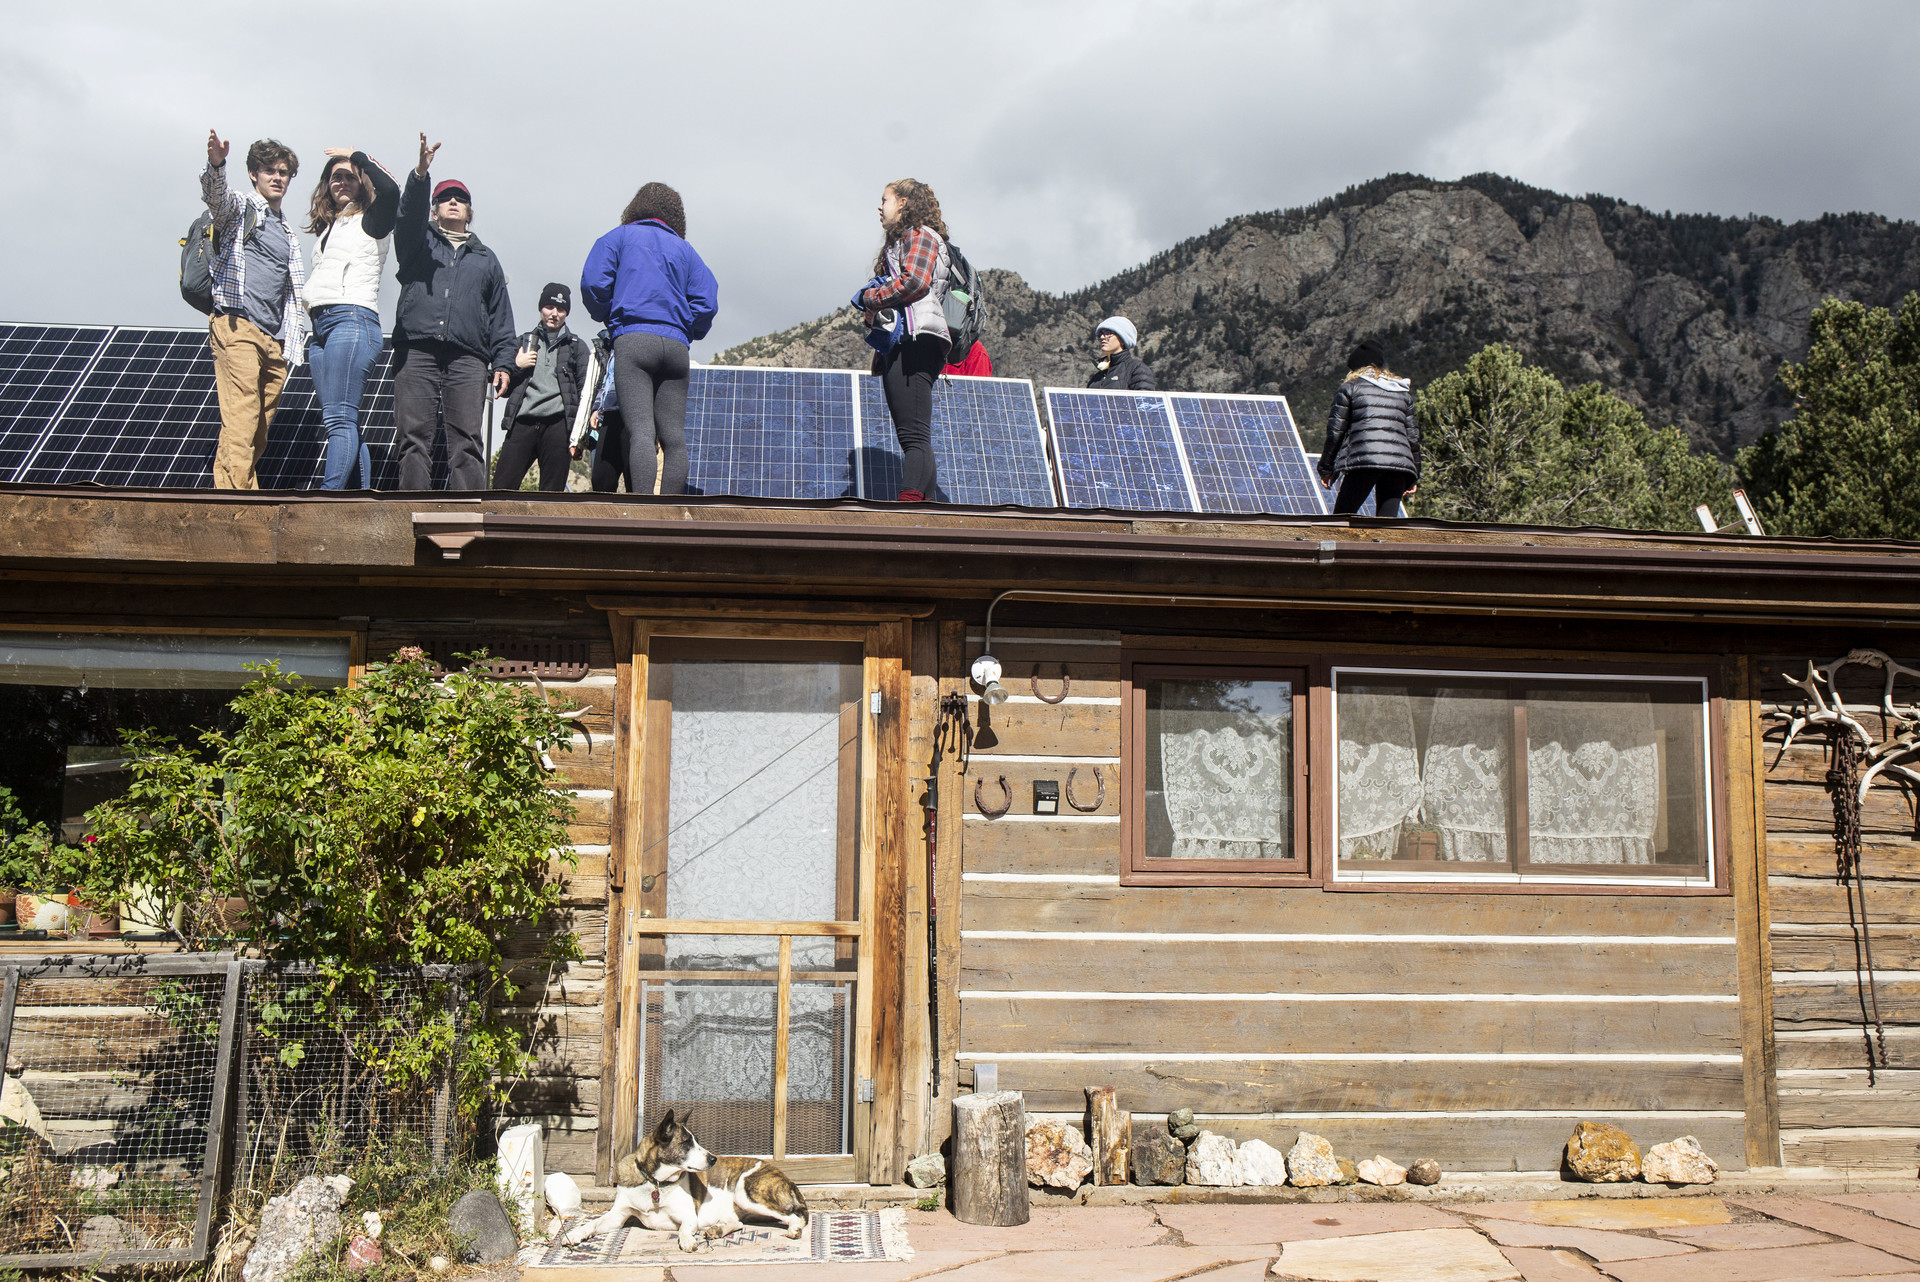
[2, 1, 1914, 357]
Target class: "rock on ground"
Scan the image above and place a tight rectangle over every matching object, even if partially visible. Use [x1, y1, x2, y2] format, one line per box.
[1565, 1121, 1641, 1183]
[1186, 1132, 1239, 1187]
[1286, 1132, 1342, 1187]
[244, 1175, 353, 1282]
[1406, 1158, 1442, 1186]
[1232, 1138, 1290, 1187]
[1642, 1135, 1719, 1185]
[1334, 1157, 1358, 1186]
[344, 1236, 384, 1271]
[1132, 1131, 1185, 1186]
[449, 1189, 519, 1263]
[1025, 1120, 1094, 1191]
[906, 1152, 947, 1188]
[1358, 1155, 1407, 1186]
[80, 1214, 151, 1255]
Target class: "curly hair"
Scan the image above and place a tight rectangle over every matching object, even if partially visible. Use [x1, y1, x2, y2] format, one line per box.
[620, 183, 686, 238]
[306, 155, 376, 237]
[872, 178, 948, 273]
[245, 138, 298, 179]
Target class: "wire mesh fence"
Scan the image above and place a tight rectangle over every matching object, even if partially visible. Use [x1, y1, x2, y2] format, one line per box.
[0, 956, 241, 1269]
[232, 962, 481, 1196]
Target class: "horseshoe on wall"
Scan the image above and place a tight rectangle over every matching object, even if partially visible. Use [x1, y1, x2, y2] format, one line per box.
[974, 775, 1013, 819]
[1030, 665, 1071, 704]
[1065, 766, 1106, 813]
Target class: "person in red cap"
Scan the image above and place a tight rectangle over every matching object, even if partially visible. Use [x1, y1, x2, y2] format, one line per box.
[390, 133, 516, 489]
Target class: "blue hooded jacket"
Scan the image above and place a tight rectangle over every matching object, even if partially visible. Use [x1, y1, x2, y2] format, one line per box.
[579, 219, 719, 346]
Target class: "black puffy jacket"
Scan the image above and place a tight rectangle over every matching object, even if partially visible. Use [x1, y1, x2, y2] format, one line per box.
[1318, 373, 1419, 480]
[1087, 353, 1157, 391]
[392, 171, 517, 369]
[501, 326, 591, 432]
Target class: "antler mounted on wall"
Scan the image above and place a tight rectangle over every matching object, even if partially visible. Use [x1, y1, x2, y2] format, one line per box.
[1768, 648, 1920, 802]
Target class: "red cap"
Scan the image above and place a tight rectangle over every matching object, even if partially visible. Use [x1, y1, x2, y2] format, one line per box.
[431, 179, 471, 203]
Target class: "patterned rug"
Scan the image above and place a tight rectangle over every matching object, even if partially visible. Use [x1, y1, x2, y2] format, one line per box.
[532, 1207, 912, 1267]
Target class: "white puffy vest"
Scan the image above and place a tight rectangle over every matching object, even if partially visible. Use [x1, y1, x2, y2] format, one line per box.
[303, 211, 388, 312]
[888, 228, 951, 346]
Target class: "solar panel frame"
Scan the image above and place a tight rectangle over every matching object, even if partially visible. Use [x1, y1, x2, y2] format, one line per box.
[0, 323, 114, 483]
[857, 374, 1056, 507]
[683, 365, 860, 501]
[18, 328, 227, 487]
[1043, 388, 1197, 513]
[1165, 392, 1323, 516]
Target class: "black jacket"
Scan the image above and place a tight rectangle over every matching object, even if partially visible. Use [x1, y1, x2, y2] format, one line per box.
[393, 170, 516, 369]
[501, 325, 591, 431]
[1087, 353, 1157, 391]
[1319, 374, 1420, 480]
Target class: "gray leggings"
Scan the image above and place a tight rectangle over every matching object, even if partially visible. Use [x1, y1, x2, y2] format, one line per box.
[612, 331, 691, 495]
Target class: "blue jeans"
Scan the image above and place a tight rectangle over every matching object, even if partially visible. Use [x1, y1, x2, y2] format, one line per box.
[308, 304, 382, 489]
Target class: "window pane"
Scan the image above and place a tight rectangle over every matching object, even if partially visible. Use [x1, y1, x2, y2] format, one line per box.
[1143, 677, 1291, 861]
[1525, 684, 1707, 870]
[1337, 681, 1512, 862]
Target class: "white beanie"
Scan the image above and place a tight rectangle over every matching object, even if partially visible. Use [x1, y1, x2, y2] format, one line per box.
[1096, 316, 1138, 350]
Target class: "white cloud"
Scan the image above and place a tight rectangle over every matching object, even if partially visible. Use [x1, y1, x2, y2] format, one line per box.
[1, 1, 1915, 358]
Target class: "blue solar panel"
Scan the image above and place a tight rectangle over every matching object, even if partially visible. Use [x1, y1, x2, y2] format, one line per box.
[684, 368, 858, 500]
[857, 375, 1054, 506]
[1168, 394, 1322, 515]
[0, 324, 112, 482]
[16, 327, 442, 490]
[1044, 390, 1194, 512]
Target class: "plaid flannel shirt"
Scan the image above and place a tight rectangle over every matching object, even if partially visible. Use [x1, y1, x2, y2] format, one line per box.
[859, 226, 941, 311]
[201, 163, 310, 366]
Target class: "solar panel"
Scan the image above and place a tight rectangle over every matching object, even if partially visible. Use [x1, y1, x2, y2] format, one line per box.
[0, 324, 112, 482]
[683, 367, 858, 500]
[1043, 389, 1194, 512]
[1305, 452, 1371, 516]
[1169, 395, 1322, 514]
[16, 327, 448, 490]
[856, 375, 1055, 506]
[1046, 388, 1326, 515]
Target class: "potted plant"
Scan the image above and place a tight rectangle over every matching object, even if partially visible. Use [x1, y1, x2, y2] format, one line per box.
[1, 786, 71, 930]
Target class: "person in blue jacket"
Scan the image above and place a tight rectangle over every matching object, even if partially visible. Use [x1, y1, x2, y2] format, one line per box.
[580, 183, 718, 497]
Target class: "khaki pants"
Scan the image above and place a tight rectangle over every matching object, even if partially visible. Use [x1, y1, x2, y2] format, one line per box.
[208, 314, 288, 489]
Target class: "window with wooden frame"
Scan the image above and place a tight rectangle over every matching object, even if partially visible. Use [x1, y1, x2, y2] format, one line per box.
[1122, 658, 1310, 886]
[1330, 666, 1718, 887]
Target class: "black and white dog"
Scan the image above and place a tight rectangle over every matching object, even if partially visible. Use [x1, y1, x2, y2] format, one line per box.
[560, 1110, 809, 1253]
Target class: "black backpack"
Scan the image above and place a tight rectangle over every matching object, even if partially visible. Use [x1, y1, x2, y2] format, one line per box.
[942, 240, 986, 358]
[180, 204, 258, 315]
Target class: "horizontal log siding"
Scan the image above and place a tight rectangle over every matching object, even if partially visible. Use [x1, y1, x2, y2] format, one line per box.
[957, 629, 1743, 1173]
[1764, 658, 1920, 1169]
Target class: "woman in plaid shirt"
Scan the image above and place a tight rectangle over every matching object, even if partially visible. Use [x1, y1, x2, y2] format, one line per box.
[855, 180, 953, 502]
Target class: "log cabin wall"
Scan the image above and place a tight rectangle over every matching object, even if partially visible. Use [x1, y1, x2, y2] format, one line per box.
[953, 622, 1750, 1173]
[1762, 655, 1920, 1170]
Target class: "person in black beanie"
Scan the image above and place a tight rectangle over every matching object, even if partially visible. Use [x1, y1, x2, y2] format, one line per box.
[493, 282, 592, 490]
[1316, 340, 1420, 517]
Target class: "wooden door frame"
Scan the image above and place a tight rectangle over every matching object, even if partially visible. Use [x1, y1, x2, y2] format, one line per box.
[598, 610, 913, 1185]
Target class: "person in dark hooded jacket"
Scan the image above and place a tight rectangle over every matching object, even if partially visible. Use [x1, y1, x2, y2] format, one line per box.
[1086, 316, 1156, 390]
[1318, 340, 1419, 517]
[391, 134, 516, 490]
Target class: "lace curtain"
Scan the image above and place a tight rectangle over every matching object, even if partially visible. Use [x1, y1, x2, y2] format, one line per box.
[1151, 679, 1291, 860]
[1525, 688, 1658, 865]
[1338, 681, 1662, 866]
[1421, 687, 1511, 861]
[1336, 685, 1422, 859]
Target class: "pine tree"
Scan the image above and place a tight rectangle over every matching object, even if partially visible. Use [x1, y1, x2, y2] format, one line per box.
[1738, 293, 1920, 539]
[1412, 344, 1732, 529]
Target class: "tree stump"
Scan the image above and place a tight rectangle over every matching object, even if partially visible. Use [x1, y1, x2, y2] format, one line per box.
[1087, 1086, 1129, 1186]
[952, 1091, 1029, 1226]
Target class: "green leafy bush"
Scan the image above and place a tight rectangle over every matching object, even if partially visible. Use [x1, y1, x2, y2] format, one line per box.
[85, 651, 581, 1112]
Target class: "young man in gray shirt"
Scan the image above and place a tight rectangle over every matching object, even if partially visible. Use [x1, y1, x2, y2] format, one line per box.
[201, 130, 308, 489]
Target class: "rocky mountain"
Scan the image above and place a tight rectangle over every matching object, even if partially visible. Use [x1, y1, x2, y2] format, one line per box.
[713, 173, 1920, 456]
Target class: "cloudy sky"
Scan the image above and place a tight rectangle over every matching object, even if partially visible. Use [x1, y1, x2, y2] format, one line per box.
[4, 1, 1914, 359]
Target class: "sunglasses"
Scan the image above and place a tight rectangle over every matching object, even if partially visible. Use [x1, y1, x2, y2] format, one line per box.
[436, 191, 470, 205]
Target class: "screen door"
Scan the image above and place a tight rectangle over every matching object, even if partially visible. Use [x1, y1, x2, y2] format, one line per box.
[632, 638, 865, 1176]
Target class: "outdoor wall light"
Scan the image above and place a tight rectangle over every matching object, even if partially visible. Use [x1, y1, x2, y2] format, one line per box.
[970, 653, 1009, 705]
